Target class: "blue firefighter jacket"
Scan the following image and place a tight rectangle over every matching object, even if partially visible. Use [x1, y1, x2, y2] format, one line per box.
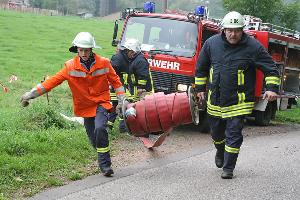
[195, 32, 280, 118]
[110, 50, 153, 101]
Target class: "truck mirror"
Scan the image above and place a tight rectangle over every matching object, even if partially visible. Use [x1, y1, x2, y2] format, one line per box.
[112, 20, 119, 46]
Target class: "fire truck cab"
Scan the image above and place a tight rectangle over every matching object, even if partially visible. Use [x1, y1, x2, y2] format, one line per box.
[112, 2, 300, 127]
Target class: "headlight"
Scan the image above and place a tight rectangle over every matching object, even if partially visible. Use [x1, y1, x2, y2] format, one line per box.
[176, 84, 188, 92]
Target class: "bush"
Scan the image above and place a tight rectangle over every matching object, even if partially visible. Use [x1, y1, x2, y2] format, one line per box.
[0, 101, 78, 133]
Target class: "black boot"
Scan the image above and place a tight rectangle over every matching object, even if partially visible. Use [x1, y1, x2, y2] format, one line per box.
[98, 152, 114, 177]
[215, 149, 224, 168]
[221, 170, 233, 179]
[222, 151, 238, 179]
[100, 166, 114, 177]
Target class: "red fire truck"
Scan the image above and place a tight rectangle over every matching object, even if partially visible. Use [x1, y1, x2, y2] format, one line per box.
[112, 3, 300, 128]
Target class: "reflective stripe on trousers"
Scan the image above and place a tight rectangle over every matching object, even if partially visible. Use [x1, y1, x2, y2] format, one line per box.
[208, 116, 244, 171]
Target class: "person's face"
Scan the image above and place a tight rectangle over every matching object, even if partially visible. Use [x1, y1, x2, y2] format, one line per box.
[224, 28, 243, 45]
[78, 48, 92, 61]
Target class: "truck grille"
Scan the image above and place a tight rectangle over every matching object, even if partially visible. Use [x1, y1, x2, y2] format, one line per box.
[151, 71, 192, 94]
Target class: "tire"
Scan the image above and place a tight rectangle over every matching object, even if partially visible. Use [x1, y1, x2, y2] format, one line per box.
[254, 102, 275, 126]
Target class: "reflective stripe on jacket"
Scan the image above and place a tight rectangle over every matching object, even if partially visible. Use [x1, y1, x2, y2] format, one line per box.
[110, 51, 153, 101]
[127, 52, 153, 99]
[195, 32, 280, 118]
[34, 54, 124, 117]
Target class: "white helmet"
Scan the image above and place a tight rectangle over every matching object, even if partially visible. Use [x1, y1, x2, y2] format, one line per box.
[121, 38, 141, 53]
[69, 32, 100, 52]
[221, 11, 245, 29]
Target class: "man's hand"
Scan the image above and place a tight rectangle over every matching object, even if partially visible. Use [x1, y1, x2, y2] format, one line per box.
[196, 92, 206, 101]
[263, 91, 278, 101]
[196, 92, 206, 108]
[116, 102, 123, 118]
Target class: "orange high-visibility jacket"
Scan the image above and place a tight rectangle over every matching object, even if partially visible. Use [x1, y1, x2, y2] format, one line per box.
[34, 54, 125, 117]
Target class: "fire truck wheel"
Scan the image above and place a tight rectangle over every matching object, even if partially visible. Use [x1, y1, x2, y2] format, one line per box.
[254, 102, 274, 126]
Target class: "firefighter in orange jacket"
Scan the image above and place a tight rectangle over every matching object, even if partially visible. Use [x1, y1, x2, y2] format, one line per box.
[20, 32, 125, 177]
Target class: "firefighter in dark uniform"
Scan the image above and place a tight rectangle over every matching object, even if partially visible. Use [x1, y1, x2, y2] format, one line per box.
[108, 38, 153, 133]
[195, 11, 280, 179]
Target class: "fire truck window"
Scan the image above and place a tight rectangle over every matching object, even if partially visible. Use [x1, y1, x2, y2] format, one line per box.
[181, 29, 197, 49]
[149, 27, 162, 43]
[287, 48, 300, 68]
[123, 16, 198, 57]
[201, 29, 217, 45]
[268, 43, 285, 63]
[158, 29, 169, 43]
[148, 27, 171, 50]
[149, 27, 169, 43]
[122, 18, 145, 45]
[284, 72, 300, 94]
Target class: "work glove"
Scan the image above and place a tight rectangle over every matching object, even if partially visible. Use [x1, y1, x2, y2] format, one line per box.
[116, 102, 123, 118]
[20, 91, 36, 107]
[137, 88, 147, 99]
[116, 94, 125, 118]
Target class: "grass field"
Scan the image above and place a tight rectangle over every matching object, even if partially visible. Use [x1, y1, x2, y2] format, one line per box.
[275, 100, 300, 123]
[0, 9, 120, 199]
[0, 9, 299, 200]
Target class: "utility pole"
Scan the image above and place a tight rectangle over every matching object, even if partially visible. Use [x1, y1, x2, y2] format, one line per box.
[109, 0, 116, 13]
[99, 0, 116, 17]
[99, 0, 109, 17]
[162, 0, 168, 12]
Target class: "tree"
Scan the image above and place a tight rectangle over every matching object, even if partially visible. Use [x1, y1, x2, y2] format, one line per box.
[279, 1, 300, 29]
[222, 0, 300, 30]
[94, 0, 100, 16]
[223, 0, 282, 23]
[78, 0, 96, 14]
[29, 0, 43, 8]
[0, 0, 9, 4]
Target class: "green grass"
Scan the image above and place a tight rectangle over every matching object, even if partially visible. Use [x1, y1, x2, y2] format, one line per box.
[0, 10, 120, 199]
[275, 100, 300, 123]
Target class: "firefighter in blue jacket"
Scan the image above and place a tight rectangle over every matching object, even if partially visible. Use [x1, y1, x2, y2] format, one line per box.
[108, 38, 153, 133]
[195, 11, 280, 179]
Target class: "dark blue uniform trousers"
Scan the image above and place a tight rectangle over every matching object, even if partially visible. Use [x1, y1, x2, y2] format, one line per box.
[107, 101, 127, 133]
[84, 106, 111, 168]
[208, 116, 245, 172]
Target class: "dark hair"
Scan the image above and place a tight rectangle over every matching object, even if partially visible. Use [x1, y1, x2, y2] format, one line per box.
[69, 46, 78, 53]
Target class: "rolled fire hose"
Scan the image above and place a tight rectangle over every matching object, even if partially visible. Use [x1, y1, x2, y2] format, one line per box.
[122, 86, 200, 148]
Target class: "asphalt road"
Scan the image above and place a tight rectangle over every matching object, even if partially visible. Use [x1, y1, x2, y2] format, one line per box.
[30, 130, 300, 200]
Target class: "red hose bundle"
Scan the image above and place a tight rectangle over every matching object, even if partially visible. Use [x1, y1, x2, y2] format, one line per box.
[124, 92, 192, 137]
